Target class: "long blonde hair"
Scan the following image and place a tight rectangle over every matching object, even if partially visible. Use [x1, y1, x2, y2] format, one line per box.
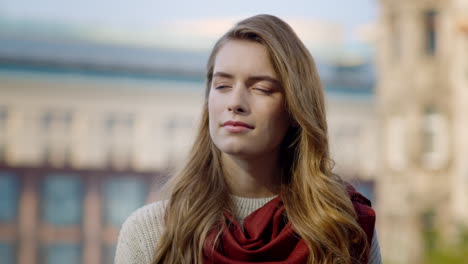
[154, 14, 368, 264]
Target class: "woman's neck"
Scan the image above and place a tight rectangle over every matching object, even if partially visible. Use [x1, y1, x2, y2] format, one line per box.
[221, 153, 281, 198]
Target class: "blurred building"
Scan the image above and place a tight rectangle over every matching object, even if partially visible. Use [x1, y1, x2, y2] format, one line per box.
[376, 0, 468, 263]
[0, 37, 378, 264]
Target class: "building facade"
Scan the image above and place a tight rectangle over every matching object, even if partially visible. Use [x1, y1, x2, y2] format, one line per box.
[0, 67, 203, 264]
[376, 0, 468, 263]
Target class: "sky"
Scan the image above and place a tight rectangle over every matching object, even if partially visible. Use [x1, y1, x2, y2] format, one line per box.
[0, 0, 378, 58]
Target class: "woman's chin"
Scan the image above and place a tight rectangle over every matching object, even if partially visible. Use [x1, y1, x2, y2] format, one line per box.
[218, 145, 256, 158]
[220, 148, 250, 157]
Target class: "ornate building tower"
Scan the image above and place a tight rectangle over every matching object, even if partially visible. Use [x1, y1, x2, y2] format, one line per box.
[376, 0, 468, 263]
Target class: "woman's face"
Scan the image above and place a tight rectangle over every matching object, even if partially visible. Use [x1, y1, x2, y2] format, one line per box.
[208, 40, 290, 158]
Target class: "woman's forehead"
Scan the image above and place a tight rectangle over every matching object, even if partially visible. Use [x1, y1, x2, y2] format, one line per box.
[213, 40, 278, 79]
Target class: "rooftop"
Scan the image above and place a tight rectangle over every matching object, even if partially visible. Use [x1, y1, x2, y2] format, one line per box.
[0, 36, 375, 96]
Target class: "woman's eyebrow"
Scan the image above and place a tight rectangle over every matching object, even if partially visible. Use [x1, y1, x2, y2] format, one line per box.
[247, 76, 280, 86]
[213, 71, 234, 79]
[213, 71, 280, 86]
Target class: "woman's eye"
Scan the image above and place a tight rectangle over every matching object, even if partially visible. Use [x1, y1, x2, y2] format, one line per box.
[215, 85, 230, 89]
[254, 88, 273, 94]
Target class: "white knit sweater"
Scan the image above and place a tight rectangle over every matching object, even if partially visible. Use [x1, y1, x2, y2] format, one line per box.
[115, 196, 382, 264]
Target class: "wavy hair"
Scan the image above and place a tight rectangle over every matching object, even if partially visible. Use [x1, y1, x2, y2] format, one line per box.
[153, 14, 368, 264]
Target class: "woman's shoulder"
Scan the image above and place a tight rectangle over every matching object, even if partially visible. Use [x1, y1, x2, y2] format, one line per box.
[120, 200, 168, 238]
[127, 200, 167, 223]
[115, 200, 168, 264]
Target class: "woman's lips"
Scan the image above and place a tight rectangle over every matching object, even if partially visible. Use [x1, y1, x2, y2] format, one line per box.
[222, 121, 254, 133]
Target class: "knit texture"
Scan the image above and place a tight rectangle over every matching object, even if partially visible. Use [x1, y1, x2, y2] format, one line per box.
[115, 196, 382, 264]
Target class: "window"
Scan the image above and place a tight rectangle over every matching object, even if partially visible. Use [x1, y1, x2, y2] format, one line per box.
[41, 111, 72, 132]
[0, 144, 5, 162]
[165, 115, 195, 163]
[41, 174, 83, 226]
[0, 106, 7, 131]
[105, 113, 134, 137]
[0, 242, 16, 264]
[41, 110, 73, 167]
[103, 177, 147, 226]
[104, 113, 135, 169]
[424, 10, 438, 56]
[389, 12, 401, 59]
[422, 107, 436, 154]
[0, 106, 7, 162]
[103, 245, 117, 264]
[0, 172, 19, 223]
[422, 106, 449, 169]
[41, 244, 81, 264]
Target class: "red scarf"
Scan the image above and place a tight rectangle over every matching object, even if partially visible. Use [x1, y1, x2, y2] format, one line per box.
[203, 186, 375, 264]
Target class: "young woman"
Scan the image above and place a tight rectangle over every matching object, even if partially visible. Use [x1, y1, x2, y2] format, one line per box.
[115, 14, 381, 264]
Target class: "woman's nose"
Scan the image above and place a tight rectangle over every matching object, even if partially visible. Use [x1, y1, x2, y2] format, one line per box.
[227, 85, 249, 114]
